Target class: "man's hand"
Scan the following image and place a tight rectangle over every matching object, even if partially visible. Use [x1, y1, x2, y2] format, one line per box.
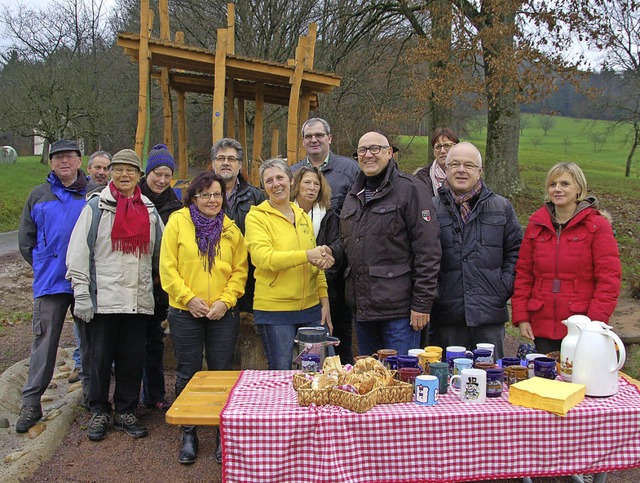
[410, 310, 429, 331]
[73, 292, 94, 322]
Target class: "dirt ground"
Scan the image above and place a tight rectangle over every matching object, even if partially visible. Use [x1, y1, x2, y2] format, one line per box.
[1, 251, 640, 483]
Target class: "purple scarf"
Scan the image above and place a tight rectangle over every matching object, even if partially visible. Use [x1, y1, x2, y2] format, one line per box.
[449, 179, 483, 224]
[189, 204, 224, 272]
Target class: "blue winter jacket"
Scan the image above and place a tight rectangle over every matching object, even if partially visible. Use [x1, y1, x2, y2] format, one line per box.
[431, 183, 523, 327]
[18, 171, 93, 298]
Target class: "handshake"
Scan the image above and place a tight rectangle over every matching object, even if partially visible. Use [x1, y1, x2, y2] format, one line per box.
[306, 245, 335, 270]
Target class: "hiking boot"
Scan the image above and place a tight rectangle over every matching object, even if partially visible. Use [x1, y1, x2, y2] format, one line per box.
[68, 368, 81, 384]
[178, 426, 198, 464]
[16, 405, 42, 433]
[87, 412, 111, 441]
[113, 413, 148, 438]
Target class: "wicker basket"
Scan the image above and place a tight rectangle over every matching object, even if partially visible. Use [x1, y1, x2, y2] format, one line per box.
[330, 386, 380, 413]
[293, 374, 333, 406]
[378, 379, 414, 405]
[292, 373, 315, 391]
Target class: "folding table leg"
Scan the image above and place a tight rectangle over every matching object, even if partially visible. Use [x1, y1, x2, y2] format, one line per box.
[521, 478, 533, 483]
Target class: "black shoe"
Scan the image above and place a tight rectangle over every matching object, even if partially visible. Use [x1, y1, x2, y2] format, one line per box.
[16, 405, 43, 434]
[113, 412, 148, 438]
[87, 412, 111, 441]
[178, 426, 199, 464]
[215, 427, 222, 464]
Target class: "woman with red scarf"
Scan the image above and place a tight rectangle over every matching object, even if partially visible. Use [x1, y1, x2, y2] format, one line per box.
[66, 149, 164, 443]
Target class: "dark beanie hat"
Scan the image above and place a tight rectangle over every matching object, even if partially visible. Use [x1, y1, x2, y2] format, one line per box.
[146, 143, 175, 175]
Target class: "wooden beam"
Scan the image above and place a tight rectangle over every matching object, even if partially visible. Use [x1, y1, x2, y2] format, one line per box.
[213, 28, 228, 144]
[161, 68, 174, 153]
[237, 98, 248, 181]
[298, 91, 313, 161]
[134, 2, 153, 159]
[253, 82, 265, 175]
[159, 0, 170, 40]
[226, 77, 235, 138]
[227, 2, 235, 55]
[286, 41, 305, 164]
[177, 90, 188, 180]
[304, 23, 317, 69]
[271, 127, 279, 158]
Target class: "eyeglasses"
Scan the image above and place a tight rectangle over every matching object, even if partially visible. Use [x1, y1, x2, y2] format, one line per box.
[51, 153, 79, 161]
[356, 145, 390, 156]
[434, 142, 455, 151]
[446, 162, 480, 171]
[194, 192, 223, 200]
[111, 167, 139, 175]
[303, 132, 327, 140]
[214, 155, 239, 163]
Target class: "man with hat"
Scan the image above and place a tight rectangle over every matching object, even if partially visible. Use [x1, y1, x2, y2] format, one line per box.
[17, 139, 98, 433]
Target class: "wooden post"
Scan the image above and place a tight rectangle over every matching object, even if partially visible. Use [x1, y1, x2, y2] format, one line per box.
[271, 127, 279, 157]
[296, 24, 317, 162]
[286, 40, 306, 165]
[227, 2, 235, 55]
[252, 82, 265, 180]
[134, 1, 153, 160]
[226, 78, 235, 138]
[158, 0, 173, 153]
[238, 99, 247, 150]
[213, 28, 228, 144]
[177, 90, 188, 180]
[297, 92, 313, 162]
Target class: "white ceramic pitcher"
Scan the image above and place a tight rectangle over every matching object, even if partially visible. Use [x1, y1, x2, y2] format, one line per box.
[559, 315, 591, 382]
[572, 322, 626, 397]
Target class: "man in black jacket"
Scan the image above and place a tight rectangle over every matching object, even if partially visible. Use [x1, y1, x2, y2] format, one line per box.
[341, 131, 441, 356]
[211, 138, 266, 312]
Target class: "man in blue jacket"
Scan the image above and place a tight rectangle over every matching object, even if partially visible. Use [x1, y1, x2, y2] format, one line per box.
[16, 139, 96, 433]
[429, 142, 523, 359]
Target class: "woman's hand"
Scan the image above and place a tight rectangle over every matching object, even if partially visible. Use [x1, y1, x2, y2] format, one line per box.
[518, 322, 535, 340]
[207, 300, 228, 320]
[186, 297, 210, 318]
[307, 245, 335, 270]
[320, 297, 333, 334]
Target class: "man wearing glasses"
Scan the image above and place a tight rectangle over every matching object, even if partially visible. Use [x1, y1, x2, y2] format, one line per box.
[340, 131, 441, 356]
[291, 118, 360, 215]
[429, 142, 522, 359]
[211, 138, 265, 313]
[16, 139, 98, 433]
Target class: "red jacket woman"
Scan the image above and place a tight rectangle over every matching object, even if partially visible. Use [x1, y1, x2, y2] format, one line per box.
[512, 162, 621, 354]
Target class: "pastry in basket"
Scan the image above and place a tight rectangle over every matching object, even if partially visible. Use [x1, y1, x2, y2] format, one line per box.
[323, 355, 345, 376]
[352, 357, 385, 374]
[312, 373, 338, 390]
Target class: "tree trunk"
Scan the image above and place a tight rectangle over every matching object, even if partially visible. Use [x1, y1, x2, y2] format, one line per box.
[625, 122, 639, 178]
[40, 139, 50, 165]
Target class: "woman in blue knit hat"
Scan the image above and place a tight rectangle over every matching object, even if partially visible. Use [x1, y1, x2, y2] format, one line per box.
[139, 144, 182, 411]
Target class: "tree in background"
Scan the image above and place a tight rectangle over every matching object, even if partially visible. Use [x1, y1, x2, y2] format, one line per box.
[539, 115, 556, 136]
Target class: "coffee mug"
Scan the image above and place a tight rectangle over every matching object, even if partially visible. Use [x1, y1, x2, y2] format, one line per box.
[372, 349, 397, 363]
[505, 365, 528, 387]
[399, 367, 421, 385]
[446, 346, 472, 374]
[525, 353, 546, 378]
[385, 355, 398, 371]
[408, 349, 424, 357]
[500, 357, 522, 369]
[486, 368, 504, 398]
[427, 362, 449, 395]
[452, 357, 473, 389]
[397, 355, 421, 371]
[533, 357, 557, 380]
[450, 369, 487, 403]
[424, 346, 443, 361]
[476, 343, 495, 358]
[472, 349, 493, 366]
[415, 375, 439, 406]
[474, 362, 496, 371]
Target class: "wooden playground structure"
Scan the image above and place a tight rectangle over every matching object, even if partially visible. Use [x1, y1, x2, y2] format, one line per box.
[116, 0, 341, 182]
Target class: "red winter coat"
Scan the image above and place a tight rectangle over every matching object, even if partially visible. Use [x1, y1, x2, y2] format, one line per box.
[511, 199, 621, 340]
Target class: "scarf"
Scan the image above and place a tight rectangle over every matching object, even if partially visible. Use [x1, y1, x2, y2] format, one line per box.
[449, 179, 483, 224]
[109, 182, 151, 256]
[140, 178, 174, 208]
[429, 161, 447, 196]
[295, 201, 326, 238]
[189, 203, 224, 272]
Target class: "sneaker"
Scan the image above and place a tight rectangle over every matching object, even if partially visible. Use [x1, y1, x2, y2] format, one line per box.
[144, 400, 172, 412]
[16, 405, 43, 433]
[113, 413, 148, 438]
[68, 368, 81, 384]
[87, 412, 111, 441]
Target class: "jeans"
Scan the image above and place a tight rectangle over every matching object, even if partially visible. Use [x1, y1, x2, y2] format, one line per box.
[86, 313, 149, 414]
[258, 321, 322, 370]
[142, 310, 167, 405]
[355, 318, 420, 357]
[168, 307, 239, 395]
[430, 322, 506, 360]
[72, 323, 82, 369]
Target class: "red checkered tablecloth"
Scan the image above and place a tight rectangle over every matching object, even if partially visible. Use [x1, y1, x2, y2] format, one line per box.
[220, 370, 640, 483]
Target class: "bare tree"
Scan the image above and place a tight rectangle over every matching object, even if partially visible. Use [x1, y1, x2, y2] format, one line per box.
[540, 115, 556, 136]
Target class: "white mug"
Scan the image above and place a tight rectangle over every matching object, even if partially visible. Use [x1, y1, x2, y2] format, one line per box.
[450, 368, 487, 403]
[525, 353, 546, 378]
[408, 349, 424, 357]
[476, 343, 495, 358]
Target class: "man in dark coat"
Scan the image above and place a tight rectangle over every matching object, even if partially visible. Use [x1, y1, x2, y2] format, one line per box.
[341, 131, 441, 356]
[429, 142, 523, 359]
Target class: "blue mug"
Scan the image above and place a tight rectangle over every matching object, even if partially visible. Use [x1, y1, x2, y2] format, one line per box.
[446, 346, 472, 375]
[415, 375, 439, 406]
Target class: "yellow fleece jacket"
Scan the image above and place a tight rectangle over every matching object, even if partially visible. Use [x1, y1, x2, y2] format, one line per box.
[245, 201, 328, 312]
[160, 207, 248, 310]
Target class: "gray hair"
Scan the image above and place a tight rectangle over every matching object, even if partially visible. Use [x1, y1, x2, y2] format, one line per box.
[211, 138, 244, 163]
[446, 141, 483, 167]
[259, 158, 292, 185]
[88, 150, 112, 167]
[301, 118, 331, 137]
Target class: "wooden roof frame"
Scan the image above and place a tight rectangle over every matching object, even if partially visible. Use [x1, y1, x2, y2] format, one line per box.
[116, 1, 341, 181]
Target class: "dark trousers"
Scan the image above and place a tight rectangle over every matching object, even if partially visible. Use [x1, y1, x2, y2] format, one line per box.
[430, 321, 506, 360]
[142, 310, 167, 404]
[532, 337, 561, 355]
[87, 313, 149, 414]
[168, 307, 239, 395]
